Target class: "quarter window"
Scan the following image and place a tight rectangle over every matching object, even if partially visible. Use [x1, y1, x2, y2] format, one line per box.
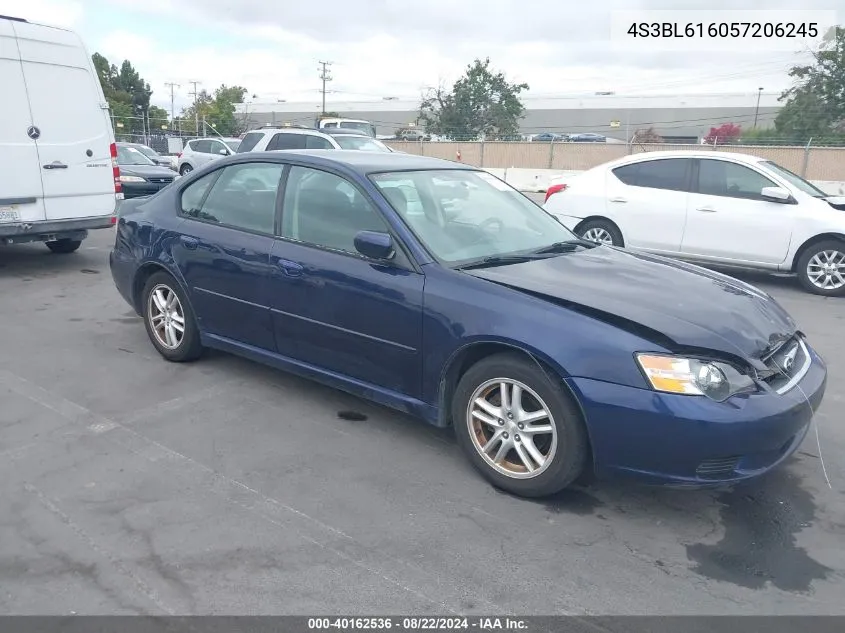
[281, 166, 389, 253]
[612, 159, 691, 192]
[180, 162, 283, 234]
[238, 132, 263, 153]
[697, 160, 778, 200]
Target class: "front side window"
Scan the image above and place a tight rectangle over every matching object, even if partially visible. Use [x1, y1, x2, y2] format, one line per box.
[267, 133, 307, 151]
[208, 140, 228, 155]
[371, 169, 578, 265]
[180, 162, 283, 234]
[612, 159, 691, 192]
[192, 140, 212, 153]
[698, 160, 777, 200]
[281, 166, 389, 253]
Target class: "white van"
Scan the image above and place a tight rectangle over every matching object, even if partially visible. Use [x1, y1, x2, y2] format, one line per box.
[1, 15, 118, 254]
[316, 118, 377, 138]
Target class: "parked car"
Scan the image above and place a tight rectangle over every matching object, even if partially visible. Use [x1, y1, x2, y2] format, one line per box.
[177, 137, 241, 175]
[532, 133, 566, 142]
[237, 127, 391, 153]
[544, 150, 845, 296]
[567, 133, 606, 143]
[316, 117, 377, 137]
[0, 14, 117, 254]
[120, 142, 177, 171]
[110, 151, 825, 497]
[115, 143, 177, 198]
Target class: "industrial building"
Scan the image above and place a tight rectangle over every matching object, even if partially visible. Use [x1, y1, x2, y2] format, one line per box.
[235, 91, 783, 143]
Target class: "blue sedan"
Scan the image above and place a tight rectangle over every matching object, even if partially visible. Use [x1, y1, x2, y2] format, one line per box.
[109, 150, 827, 497]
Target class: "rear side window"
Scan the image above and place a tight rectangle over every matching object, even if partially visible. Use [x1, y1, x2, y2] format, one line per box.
[238, 132, 263, 153]
[612, 159, 691, 192]
[267, 133, 307, 151]
[193, 140, 212, 153]
[305, 136, 334, 150]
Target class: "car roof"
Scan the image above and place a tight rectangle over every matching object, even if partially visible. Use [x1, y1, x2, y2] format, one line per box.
[254, 127, 331, 137]
[259, 149, 472, 174]
[608, 150, 766, 167]
[322, 129, 372, 137]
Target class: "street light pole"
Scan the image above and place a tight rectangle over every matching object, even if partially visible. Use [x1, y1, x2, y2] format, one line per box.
[753, 87, 763, 128]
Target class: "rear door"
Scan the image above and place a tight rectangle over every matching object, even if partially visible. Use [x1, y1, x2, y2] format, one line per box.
[605, 158, 692, 253]
[15, 21, 114, 221]
[266, 133, 307, 151]
[0, 19, 46, 224]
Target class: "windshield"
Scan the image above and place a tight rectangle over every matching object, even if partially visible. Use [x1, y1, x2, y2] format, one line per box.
[371, 169, 579, 266]
[117, 145, 155, 166]
[335, 136, 390, 152]
[339, 121, 375, 136]
[224, 139, 242, 151]
[135, 145, 160, 159]
[761, 161, 827, 198]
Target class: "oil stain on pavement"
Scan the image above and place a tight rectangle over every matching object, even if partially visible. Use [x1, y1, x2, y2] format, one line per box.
[686, 470, 833, 591]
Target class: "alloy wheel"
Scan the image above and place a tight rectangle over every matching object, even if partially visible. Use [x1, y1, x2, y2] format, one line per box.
[147, 284, 186, 349]
[807, 250, 845, 290]
[582, 227, 613, 244]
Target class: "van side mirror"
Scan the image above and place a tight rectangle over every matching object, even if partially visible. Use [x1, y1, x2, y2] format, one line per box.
[761, 186, 791, 202]
[354, 231, 395, 260]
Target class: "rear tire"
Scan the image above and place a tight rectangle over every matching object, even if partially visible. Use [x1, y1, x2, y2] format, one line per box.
[576, 219, 623, 247]
[452, 353, 588, 497]
[141, 271, 203, 362]
[796, 240, 845, 297]
[46, 239, 82, 254]
[179, 163, 193, 176]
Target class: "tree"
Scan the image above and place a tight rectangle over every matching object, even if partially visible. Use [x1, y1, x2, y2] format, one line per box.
[775, 26, 845, 141]
[632, 127, 663, 143]
[91, 53, 153, 135]
[180, 84, 248, 136]
[703, 122, 742, 145]
[419, 58, 528, 140]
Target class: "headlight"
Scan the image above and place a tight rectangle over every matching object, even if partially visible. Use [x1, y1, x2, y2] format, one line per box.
[636, 354, 756, 402]
[119, 175, 145, 183]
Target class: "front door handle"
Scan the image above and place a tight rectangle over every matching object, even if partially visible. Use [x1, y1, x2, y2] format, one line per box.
[179, 235, 198, 250]
[276, 259, 303, 277]
[42, 161, 68, 170]
[696, 206, 717, 213]
[609, 197, 627, 203]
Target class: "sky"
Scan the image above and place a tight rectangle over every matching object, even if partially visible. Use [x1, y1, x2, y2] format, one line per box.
[2, 0, 842, 115]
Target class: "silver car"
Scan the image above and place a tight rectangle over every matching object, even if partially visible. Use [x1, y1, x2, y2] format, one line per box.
[177, 137, 241, 175]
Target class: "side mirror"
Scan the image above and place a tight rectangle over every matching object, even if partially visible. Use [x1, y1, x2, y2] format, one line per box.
[218, 148, 229, 156]
[761, 186, 791, 202]
[354, 231, 395, 260]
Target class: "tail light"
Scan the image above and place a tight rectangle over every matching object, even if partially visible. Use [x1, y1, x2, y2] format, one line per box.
[110, 143, 122, 197]
[544, 183, 567, 203]
[177, 152, 182, 158]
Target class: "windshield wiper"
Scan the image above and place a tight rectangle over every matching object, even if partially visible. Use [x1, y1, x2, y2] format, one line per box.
[456, 254, 548, 270]
[530, 239, 593, 255]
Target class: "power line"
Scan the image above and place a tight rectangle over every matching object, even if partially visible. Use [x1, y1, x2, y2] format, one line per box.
[164, 82, 179, 130]
[318, 61, 332, 116]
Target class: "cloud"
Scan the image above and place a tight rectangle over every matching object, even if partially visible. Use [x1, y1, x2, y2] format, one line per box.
[0, 0, 83, 28]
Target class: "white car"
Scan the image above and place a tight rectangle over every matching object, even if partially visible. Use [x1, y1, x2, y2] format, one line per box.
[177, 137, 241, 175]
[237, 127, 391, 153]
[544, 150, 845, 296]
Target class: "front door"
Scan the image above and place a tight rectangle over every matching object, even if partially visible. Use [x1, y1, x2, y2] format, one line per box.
[681, 158, 795, 265]
[268, 165, 425, 397]
[171, 161, 284, 350]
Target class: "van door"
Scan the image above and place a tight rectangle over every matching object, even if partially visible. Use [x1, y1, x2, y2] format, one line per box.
[14, 21, 115, 221]
[0, 19, 46, 225]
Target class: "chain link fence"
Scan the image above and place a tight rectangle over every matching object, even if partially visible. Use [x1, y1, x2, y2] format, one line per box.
[385, 140, 845, 181]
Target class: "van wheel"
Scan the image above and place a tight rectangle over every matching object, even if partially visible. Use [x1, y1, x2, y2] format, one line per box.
[46, 239, 82, 254]
[452, 353, 588, 498]
[179, 164, 193, 176]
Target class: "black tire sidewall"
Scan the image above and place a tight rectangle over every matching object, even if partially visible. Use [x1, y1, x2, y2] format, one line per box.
[47, 239, 82, 254]
[180, 164, 193, 176]
[578, 220, 623, 247]
[141, 272, 203, 361]
[797, 240, 845, 297]
[452, 353, 588, 497]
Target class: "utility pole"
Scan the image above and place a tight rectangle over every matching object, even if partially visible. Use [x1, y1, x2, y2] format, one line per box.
[753, 86, 763, 129]
[188, 80, 201, 136]
[318, 61, 332, 116]
[164, 82, 179, 132]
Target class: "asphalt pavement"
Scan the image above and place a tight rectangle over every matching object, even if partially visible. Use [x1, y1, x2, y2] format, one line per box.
[1, 226, 843, 616]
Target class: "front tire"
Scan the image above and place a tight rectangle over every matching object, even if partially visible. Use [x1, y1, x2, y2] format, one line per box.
[452, 353, 588, 497]
[576, 219, 623, 246]
[796, 240, 845, 297]
[46, 239, 82, 254]
[141, 272, 203, 362]
[179, 163, 193, 176]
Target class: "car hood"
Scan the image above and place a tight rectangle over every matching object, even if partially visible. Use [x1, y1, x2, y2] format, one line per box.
[465, 246, 797, 368]
[119, 164, 176, 178]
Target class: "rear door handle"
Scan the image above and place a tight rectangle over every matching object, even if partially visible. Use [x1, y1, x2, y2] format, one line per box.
[609, 197, 627, 203]
[42, 161, 68, 170]
[179, 236, 198, 250]
[276, 259, 303, 277]
[696, 206, 717, 213]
